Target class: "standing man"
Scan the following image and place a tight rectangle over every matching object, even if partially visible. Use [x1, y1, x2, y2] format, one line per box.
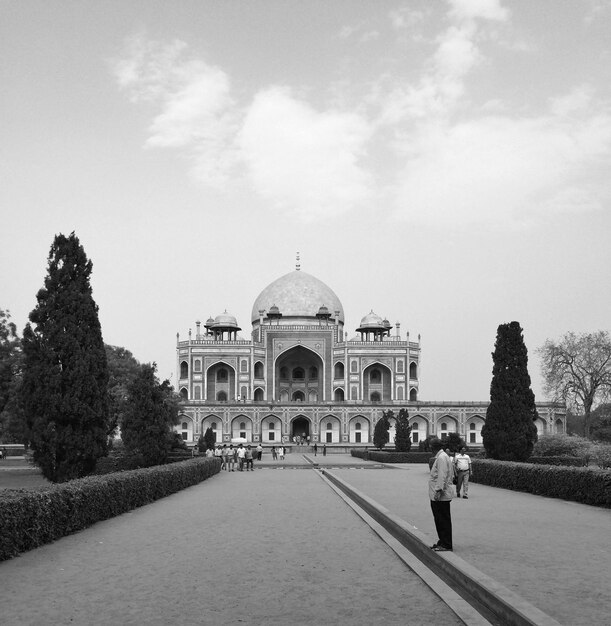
[314, 443, 317, 456]
[237, 444, 246, 471]
[454, 446, 472, 499]
[256, 443, 263, 461]
[245, 445, 254, 471]
[429, 438, 453, 552]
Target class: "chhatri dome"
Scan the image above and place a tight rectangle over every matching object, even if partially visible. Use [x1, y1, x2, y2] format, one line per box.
[251, 268, 345, 325]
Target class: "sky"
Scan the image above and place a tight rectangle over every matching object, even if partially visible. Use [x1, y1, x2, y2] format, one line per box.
[1, 0, 610, 401]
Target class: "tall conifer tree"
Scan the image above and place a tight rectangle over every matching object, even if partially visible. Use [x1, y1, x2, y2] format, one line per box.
[482, 321, 538, 461]
[121, 363, 179, 466]
[394, 408, 412, 452]
[21, 233, 109, 481]
[373, 411, 390, 449]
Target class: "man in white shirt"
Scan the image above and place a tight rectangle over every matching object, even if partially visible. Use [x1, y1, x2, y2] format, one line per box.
[236, 444, 246, 471]
[454, 446, 472, 499]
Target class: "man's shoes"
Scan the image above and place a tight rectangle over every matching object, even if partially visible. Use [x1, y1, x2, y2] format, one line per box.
[432, 545, 453, 552]
[456, 493, 460, 498]
[463, 496, 468, 499]
[430, 542, 439, 549]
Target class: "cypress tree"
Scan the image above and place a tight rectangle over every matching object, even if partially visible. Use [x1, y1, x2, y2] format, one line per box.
[482, 321, 538, 461]
[203, 426, 216, 450]
[373, 411, 390, 449]
[121, 363, 179, 466]
[21, 233, 109, 481]
[394, 408, 412, 452]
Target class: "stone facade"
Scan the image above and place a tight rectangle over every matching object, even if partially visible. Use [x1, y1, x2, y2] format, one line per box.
[175, 268, 565, 446]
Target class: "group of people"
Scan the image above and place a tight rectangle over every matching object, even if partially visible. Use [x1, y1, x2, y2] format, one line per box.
[198, 443, 262, 471]
[428, 440, 472, 552]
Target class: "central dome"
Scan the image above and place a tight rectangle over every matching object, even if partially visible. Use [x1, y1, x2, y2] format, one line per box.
[251, 270, 344, 324]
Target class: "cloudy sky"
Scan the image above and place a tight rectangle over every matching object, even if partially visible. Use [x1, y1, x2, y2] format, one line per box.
[2, 0, 610, 401]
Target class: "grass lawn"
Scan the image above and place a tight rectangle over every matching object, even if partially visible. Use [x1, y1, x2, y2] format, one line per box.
[0, 458, 51, 490]
[0, 470, 51, 490]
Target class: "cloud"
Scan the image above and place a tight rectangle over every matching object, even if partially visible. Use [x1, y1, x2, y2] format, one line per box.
[392, 90, 611, 226]
[447, 0, 509, 23]
[113, 4, 611, 227]
[112, 34, 239, 187]
[239, 87, 373, 219]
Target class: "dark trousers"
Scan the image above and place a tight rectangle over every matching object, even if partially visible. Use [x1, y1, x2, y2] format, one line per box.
[430, 500, 453, 549]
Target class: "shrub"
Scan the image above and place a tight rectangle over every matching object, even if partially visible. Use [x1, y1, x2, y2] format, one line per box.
[528, 456, 587, 467]
[533, 434, 593, 462]
[367, 451, 431, 464]
[0, 457, 221, 561]
[591, 444, 611, 469]
[470, 459, 611, 507]
[350, 449, 368, 459]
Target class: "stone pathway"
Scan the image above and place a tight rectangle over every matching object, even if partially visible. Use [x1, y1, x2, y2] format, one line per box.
[0, 460, 461, 626]
[1, 454, 609, 625]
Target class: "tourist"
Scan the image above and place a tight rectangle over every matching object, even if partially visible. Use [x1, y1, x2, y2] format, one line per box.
[226, 445, 235, 472]
[221, 444, 228, 470]
[278, 445, 285, 460]
[237, 444, 246, 471]
[323, 444, 326, 456]
[454, 446, 472, 498]
[256, 443, 263, 460]
[245, 445, 254, 471]
[428, 438, 454, 551]
[205, 447, 214, 458]
[214, 445, 223, 465]
[271, 446, 277, 460]
[313, 443, 317, 456]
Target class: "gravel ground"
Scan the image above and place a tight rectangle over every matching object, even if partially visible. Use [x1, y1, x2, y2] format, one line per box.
[332, 465, 611, 626]
[0, 466, 463, 626]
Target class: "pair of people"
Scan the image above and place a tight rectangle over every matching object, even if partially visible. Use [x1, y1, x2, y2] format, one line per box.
[234, 444, 254, 471]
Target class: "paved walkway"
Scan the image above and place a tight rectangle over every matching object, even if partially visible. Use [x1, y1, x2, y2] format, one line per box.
[1, 453, 609, 625]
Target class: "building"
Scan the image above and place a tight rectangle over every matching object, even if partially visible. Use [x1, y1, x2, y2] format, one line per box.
[175, 265, 565, 447]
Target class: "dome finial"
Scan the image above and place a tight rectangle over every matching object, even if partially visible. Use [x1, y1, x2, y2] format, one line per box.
[296, 251, 300, 271]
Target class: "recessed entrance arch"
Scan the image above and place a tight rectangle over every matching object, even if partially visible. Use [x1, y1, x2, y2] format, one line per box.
[275, 346, 324, 403]
[291, 416, 311, 440]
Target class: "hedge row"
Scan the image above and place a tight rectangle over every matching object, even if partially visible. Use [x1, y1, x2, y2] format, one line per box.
[351, 449, 432, 463]
[471, 459, 611, 508]
[0, 457, 221, 562]
[528, 456, 587, 467]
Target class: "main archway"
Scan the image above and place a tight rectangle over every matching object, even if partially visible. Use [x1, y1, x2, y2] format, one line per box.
[291, 415, 311, 441]
[275, 346, 324, 403]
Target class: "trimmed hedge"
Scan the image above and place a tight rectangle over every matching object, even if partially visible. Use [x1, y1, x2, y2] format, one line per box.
[471, 459, 611, 508]
[528, 456, 587, 467]
[0, 457, 221, 562]
[351, 449, 431, 463]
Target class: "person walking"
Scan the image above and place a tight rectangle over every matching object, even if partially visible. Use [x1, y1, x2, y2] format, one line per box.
[454, 446, 472, 498]
[278, 445, 285, 460]
[214, 445, 223, 466]
[256, 443, 263, 461]
[428, 438, 454, 552]
[271, 446, 277, 460]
